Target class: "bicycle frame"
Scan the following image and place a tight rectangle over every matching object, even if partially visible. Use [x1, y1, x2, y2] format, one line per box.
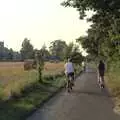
[67, 75, 73, 92]
[97, 71, 104, 88]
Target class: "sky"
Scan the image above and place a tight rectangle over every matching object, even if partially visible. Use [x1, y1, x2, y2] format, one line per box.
[0, 0, 92, 53]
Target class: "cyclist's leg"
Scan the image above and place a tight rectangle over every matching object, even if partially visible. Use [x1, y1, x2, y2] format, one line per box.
[100, 70, 104, 84]
[101, 75, 104, 84]
[97, 71, 100, 84]
[67, 73, 72, 92]
[71, 72, 75, 86]
[67, 73, 72, 88]
[99, 74, 105, 88]
[65, 73, 69, 88]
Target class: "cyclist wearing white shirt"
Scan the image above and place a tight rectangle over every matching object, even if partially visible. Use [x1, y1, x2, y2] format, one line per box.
[64, 58, 75, 86]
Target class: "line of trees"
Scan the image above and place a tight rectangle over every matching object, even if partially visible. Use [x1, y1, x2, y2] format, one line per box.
[20, 38, 84, 63]
[0, 38, 84, 65]
[20, 38, 84, 82]
[0, 43, 21, 61]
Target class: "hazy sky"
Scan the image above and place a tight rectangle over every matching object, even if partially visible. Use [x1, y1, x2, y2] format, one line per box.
[0, 0, 92, 51]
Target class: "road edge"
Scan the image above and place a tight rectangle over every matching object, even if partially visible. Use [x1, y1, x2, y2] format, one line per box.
[24, 71, 83, 120]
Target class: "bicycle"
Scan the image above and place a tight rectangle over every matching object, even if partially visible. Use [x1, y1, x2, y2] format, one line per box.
[98, 75, 105, 89]
[67, 75, 74, 93]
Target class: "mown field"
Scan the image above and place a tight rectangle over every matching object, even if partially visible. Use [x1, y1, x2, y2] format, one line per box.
[0, 62, 65, 120]
[0, 62, 64, 100]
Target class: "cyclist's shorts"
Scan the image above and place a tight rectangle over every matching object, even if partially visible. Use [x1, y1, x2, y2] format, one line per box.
[99, 70, 104, 77]
[67, 72, 74, 80]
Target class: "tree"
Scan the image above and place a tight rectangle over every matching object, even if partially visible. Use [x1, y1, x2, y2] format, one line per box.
[62, 0, 120, 69]
[71, 45, 84, 74]
[71, 52, 83, 64]
[49, 40, 67, 60]
[20, 38, 34, 60]
[41, 44, 50, 60]
[8, 48, 13, 60]
[35, 49, 45, 82]
[65, 42, 83, 64]
[62, 0, 120, 19]
[65, 42, 74, 59]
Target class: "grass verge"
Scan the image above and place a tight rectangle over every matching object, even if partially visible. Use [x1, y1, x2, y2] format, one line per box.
[0, 74, 66, 120]
[105, 68, 120, 114]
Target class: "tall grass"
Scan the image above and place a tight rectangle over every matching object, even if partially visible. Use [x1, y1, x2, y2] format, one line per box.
[0, 62, 64, 100]
[105, 67, 120, 113]
[0, 75, 66, 120]
[0, 62, 66, 120]
[106, 70, 120, 96]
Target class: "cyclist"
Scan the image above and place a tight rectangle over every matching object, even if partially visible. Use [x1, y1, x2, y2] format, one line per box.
[98, 60, 105, 88]
[64, 58, 75, 88]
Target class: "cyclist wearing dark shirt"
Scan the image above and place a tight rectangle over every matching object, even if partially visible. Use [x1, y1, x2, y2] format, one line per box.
[98, 60, 105, 88]
[98, 60, 105, 77]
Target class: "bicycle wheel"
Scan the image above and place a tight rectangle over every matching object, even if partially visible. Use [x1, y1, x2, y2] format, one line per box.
[67, 77, 72, 92]
[99, 76, 105, 89]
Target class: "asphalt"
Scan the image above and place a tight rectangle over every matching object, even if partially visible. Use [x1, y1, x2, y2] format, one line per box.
[27, 68, 120, 120]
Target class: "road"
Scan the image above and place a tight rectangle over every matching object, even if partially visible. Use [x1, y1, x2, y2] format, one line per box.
[27, 68, 120, 120]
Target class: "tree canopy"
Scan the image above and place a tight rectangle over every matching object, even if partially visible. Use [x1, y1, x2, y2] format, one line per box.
[62, 0, 120, 71]
[49, 40, 67, 60]
[20, 38, 34, 60]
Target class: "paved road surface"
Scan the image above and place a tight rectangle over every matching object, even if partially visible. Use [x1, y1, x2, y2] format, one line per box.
[27, 68, 120, 120]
